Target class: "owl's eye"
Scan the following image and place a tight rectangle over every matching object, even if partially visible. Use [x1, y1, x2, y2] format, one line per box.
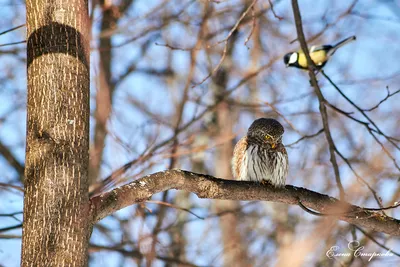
[265, 134, 272, 140]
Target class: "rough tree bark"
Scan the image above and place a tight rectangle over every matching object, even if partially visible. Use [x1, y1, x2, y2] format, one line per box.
[22, 0, 90, 266]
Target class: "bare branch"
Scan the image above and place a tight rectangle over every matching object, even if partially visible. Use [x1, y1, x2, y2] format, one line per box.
[244, 5, 257, 48]
[321, 70, 400, 171]
[0, 40, 26, 47]
[268, 0, 283, 20]
[0, 182, 23, 192]
[0, 223, 22, 233]
[0, 24, 25, 36]
[286, 128, 324, 147]
[193, 0, 258, 86]
[90, 170, 400, 236]
[355, 226, 400, 257]
[290, 0, 345, 199]
[362, 86, 400, 112]
[146, 200, 204, 220]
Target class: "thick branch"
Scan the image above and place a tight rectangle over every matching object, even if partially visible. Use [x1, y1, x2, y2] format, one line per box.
[91, 170, 400, 236]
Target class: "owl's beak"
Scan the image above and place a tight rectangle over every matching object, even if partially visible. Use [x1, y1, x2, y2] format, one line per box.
[271, 142, 277, 149]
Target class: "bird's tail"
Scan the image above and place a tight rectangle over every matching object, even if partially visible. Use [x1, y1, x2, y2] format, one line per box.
[328, 36, 356, 56]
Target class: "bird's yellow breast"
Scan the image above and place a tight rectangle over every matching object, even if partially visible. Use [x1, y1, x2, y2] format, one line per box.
[298, 50, 328, 68]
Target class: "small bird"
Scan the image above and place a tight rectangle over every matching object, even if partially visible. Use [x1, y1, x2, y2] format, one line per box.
[232, 118, 288, 187]
[284, 36, 356, 70]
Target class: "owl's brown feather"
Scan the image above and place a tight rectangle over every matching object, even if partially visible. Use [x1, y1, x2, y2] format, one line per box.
[231, 118, 288, 187]
[232, 136, 247, 179]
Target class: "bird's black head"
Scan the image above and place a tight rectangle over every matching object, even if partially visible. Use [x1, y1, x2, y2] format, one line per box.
[247, 118, 285, 149]
[283, 53, 291, 65]
[283, 52, 298, 67]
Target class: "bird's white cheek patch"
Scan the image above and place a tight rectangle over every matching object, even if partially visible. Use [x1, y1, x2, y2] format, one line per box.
[289, 53, 298, 64]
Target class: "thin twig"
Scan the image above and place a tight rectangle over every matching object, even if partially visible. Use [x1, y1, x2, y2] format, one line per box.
[334, 147, 386, 213]
[193, 0, 258, 87]
[0, 182, 23, 192]
[0, 24, 25, 36]
[291, 0, 345, 199]
[363, 86, 400, 112]
[244, 5, 257, 48]
[298, 199, 400, 217]
[0, 40, 26, 47]
[355, 226, 400, 258]
[268, 0, 283, 20]
[0, 224, 22, 233]
[146, 200, 204, 220]
[286, 128, 324, 147]
[321, 70, 400, 171]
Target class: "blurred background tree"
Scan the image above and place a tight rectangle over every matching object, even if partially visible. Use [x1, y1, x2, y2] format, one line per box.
[1, 0, 400, 266]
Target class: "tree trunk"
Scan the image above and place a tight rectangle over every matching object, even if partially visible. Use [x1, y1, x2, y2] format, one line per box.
[212, 30, 251, 267]
[89, 1, 116, 185]
[22, 1, 91, 266]
[214, 104, 251, 267]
